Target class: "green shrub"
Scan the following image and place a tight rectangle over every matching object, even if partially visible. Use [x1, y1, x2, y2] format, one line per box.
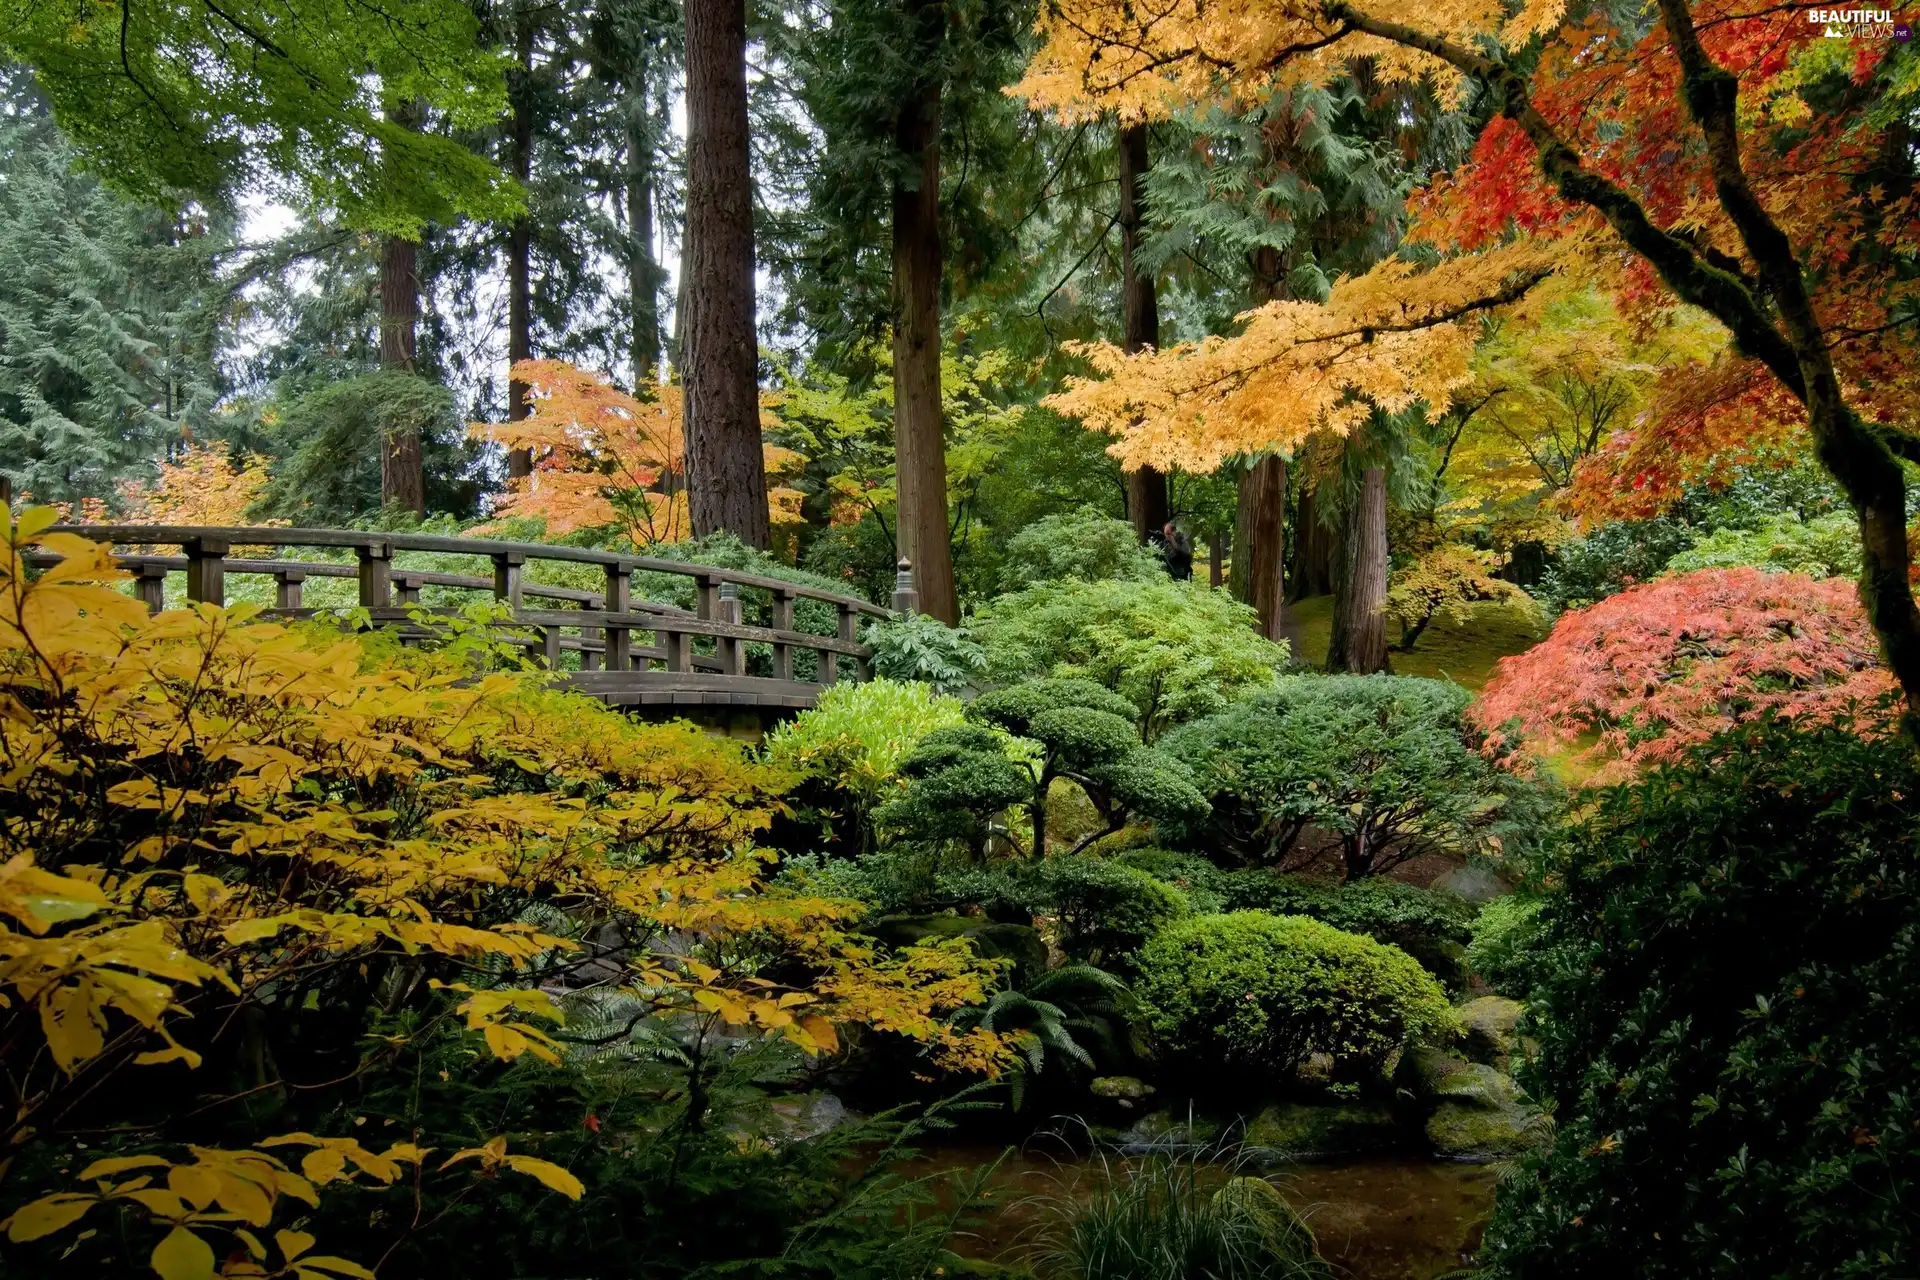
[1661, 511, 1860, 580]
[1029, 1155, 1327, 1280]
[1163, 675, 1554, 879]
[1112, 847, 1231, 912]
[998, 505, 1167, 591]
[874, 725, 1032, 857]
[1466, 895, 1544, 999]
[1215, 873, 1476, 989]
[1135, 912, 1454, 1078]
[862, 613, 989, 692]
[1479, 719, 1920, 1279]
[763, 679, 968, 852]
[1034, 856, 1193, 965]
[1534, 516, 1697, 615]
[972, 578, 1286, 739]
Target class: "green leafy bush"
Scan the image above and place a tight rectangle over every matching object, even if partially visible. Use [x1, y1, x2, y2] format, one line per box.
[863, 613, 989, 692]
[1534, 516, 1697, 615]
[998, 505, 1167, 590]
[1163, 675, 1553, 879]
[972, 578, 1286, 739]
[1112, 847, 1231, 912]
[1661, 511, 1860, 580]
[1216, 873, 1476, 989]
[1135, 912, 1454, 1078]
[1466, 895, 1544, 999]
[764, 679, 968, 853]
[1479, 719, 1920, 1279]
[1034, 856, 1193, 965]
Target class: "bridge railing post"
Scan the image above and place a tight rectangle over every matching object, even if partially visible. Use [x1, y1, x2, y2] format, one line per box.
[717, 582, 744, 676]
[137, 563, 169, 615]
[358, 541, 393, 609]
[492, 551, 525, 610]
[770, 587, 795, 681]
[602, 563, 633, 672]
[185, 537, 228, 606]
[274, 567, 306, 610]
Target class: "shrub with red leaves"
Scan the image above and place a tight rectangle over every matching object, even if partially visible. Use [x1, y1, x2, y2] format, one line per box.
[1473, 567, 1897, 780]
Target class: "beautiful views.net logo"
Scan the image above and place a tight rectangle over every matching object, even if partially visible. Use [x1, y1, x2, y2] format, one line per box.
[1807, 7, 1911, 37]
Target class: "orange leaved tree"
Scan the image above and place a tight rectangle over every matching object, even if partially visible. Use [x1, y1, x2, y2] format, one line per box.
[1473, 567, 1899, 781]
[0, 508, 1003, 1277]
[473, 360, 804, 548]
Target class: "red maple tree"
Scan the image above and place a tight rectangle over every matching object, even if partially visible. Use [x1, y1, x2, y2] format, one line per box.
[1473, 567, 1900, 782]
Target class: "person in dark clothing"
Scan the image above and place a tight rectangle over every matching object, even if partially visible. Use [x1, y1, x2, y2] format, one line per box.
[1161, 521, 1193, 581]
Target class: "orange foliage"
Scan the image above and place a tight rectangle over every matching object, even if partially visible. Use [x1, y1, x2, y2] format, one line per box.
[1472, 568, 1899, 782]
[473, 360, 805, 547]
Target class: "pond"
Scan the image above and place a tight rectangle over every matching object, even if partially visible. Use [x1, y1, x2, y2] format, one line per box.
[915, 1142, 1502, 1279]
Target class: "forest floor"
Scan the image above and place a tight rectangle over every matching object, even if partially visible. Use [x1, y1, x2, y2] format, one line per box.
[1281, 596, 1546, 689]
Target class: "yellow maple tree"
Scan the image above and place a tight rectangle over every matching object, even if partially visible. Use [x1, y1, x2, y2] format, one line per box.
[0, 507, 1004, 1277]
[473, 360, 805, 547]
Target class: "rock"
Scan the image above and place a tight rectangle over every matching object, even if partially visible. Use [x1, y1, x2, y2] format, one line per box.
[1431, 1063, 1521, 1109]
[1090, 1075, 1156, 1103]
[1458, 996, 1525, 1067]
[764, 1092, 856, 1144]
[1291, 1051, 1336, 1092]
[1426, 1098, 1540, 1161]
[865, 914, 1048, 984]
[1119, 1107, 1222, 1151]
[1397, 1044, 1473, 1100]
[1432, 865, 1509, 905]
[1243, 1101, 1403, 1162]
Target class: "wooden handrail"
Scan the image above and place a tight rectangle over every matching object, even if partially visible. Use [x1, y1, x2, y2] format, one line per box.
[34, 524, 892, 707]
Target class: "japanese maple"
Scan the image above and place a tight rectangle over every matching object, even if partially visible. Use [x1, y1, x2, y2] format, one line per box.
[1472, 567, 1899, 780]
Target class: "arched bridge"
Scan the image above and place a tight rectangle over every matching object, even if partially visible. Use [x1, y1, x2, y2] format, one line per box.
[40, 525, 907, 718]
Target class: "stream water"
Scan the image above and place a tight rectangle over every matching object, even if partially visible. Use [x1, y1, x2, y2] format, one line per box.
[911, 1142, 1501, 1279]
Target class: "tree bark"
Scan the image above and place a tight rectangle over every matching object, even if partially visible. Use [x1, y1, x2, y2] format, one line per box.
[1118, 122, 1169, 543]
[682, 0, 769, 547]
[1328, 465, 1389, 674]
[505, 14, 535, 481]
[378, 99, 425, 517]
[1233, 455, 1287, 641]
[627, 87, 662, 384]
[1292, 480, 1338, 599]
[890, 0, 956, 622]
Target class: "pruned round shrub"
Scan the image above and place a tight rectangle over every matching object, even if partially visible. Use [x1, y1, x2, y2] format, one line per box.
[1216, 872, 1477, 989]
[1034, 856, 1191, 965]
[998, 505, 1167, 591]
[1135, 911, 1454, 1077]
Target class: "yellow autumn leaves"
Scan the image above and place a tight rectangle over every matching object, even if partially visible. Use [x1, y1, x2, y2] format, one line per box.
[0, 507, 1007, 1278]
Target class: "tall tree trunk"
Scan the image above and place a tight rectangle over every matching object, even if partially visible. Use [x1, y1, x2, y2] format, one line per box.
[683, 0, 769, 547]
[1328, 465, 1389, 674]
[1293, 480, 1338, 599]
[890, 0, 956, 623]
[627, 89, 662, 385]
[379, 101, 425, 517]
[1118, 123, 1168, 543]
[1233, 456, 1286, 642]
[1231, 243, 1290, 636]
[505, 15, 535, 481]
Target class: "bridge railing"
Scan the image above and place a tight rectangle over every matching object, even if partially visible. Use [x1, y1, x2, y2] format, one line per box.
[36, 525, 898, 703]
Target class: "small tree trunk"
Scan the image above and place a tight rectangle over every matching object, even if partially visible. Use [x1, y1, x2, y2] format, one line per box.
[890, 0, 956, 622]
[1118, 122, 1168, 543]
[1328, 466, 1390, 674]
[683, 0, 770, 547]
[1208, 533, 1223, 589]
[504, 16, 536, 481]
[377, 133, 425, 518]
[1233, 455, 1286, 641]
[627, 88, 662, 385]
[1293, 481, 1338, 599]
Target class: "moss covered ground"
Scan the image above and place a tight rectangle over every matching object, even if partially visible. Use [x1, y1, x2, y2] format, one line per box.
[1281, 595, 1546, 690]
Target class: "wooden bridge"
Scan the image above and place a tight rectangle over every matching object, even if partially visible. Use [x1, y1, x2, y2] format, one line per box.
[39, 525, 914, 720]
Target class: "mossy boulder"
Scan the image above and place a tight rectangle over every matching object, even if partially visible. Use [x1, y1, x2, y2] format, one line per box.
[1458, 996, 1525, 1067]
[1242, 1101, 1403, 1162]
[1090, 1075, 1156, 1104]
[864, 913, 1048, 984]
[1119, 1107, 1223, 1151]
[1426, 1099, 1539, 1161]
